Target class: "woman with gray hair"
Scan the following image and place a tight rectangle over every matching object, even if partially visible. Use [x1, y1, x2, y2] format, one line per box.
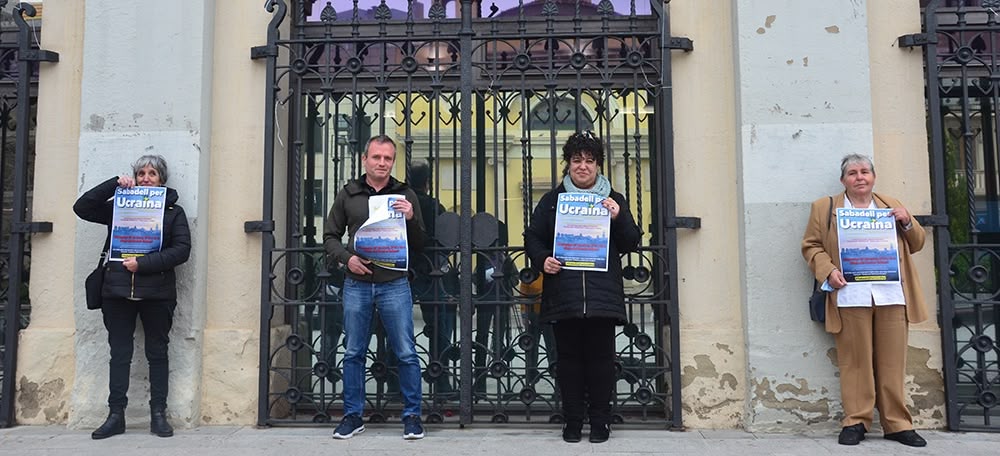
[73, 155, 191, 439]
[801, 153, 928, 447]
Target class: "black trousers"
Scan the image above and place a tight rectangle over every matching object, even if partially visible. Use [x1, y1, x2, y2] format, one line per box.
[553, 317, 616, 425]
[101, 297, 175, 410]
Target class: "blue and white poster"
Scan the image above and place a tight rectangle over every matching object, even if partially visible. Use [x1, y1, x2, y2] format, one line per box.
[353, 194, 408, 271]
[553, 192, 611, 272]
[110, 186, 167, 261]
[836, 207, 901, 283]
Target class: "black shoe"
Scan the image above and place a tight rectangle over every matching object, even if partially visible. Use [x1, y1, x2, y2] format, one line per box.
[562, 422, 582, 443]
[589, 423, 611, 443]
[884, 430, 926, 447]
[837, 423, 866, 445]
[91, 410, 126, 440]
[333, 414, 366, 440]
[150, 408, 174, 437]
[402, 414, 425, 440]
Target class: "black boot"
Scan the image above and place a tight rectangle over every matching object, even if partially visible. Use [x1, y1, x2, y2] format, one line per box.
[562, 421, 583, 443]
[589, 423, 611, 443]
[91, 409, 126, 440]
[150, 408, 174, 437]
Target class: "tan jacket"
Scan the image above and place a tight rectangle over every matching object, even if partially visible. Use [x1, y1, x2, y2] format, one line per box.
[801, 193, 929, 333]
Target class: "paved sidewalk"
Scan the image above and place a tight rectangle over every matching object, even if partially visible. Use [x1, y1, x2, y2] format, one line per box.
[1, 425, 999, 455]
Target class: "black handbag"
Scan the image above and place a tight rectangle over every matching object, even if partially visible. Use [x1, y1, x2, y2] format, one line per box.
[85, 253, 106, 310]
[85, 233, 112, 310]
[809, 283, 826, 323]
[809, 196, 834, 323]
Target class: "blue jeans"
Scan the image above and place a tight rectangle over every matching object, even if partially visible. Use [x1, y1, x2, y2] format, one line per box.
[342, 277, 422, 417]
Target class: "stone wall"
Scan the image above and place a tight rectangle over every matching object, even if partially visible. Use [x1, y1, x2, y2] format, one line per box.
[15, 0, 943, 431]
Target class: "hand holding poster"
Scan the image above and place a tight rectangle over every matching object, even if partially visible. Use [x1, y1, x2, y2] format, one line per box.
[353, 194, 409, 271]
[110, 186, 167, 261]
[553, 192, 611, 271]
[836, 207, 900, 283]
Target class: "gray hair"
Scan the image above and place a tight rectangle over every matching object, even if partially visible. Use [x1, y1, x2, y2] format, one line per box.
[840, 153, 875, 179]
[132, 154, 169, 184]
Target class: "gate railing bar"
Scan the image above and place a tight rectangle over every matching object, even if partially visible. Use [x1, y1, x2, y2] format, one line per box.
[457, 0, 475, 427]
[249, 0, 287, 427]
[902, 0, 961, 431]
[654, 0, 693, 431]
[0, 2, 56, 429]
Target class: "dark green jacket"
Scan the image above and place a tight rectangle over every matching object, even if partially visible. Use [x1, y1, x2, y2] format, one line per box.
[323, 175, 426, 283]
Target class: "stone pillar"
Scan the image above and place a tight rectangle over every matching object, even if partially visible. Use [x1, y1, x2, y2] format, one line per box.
[198, 0, 272, 425]
[734, 1, 875, 430]
[15, 0, 85, 425]
[670, 1, 746, 429]
[734, 0, 938, 430]
[68, 0, 215, 428]
[867, 0, 943, 427]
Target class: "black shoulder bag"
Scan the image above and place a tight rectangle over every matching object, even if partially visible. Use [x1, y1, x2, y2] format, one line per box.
[809, 196, 833, 323]
[84, 234, 110, 310]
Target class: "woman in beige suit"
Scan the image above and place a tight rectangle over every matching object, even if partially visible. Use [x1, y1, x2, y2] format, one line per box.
[802, 154, 928, 447]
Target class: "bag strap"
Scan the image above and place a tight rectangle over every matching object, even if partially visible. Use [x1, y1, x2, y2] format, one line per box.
[826, 196, 833, 231]
[98, 232, 111, 269]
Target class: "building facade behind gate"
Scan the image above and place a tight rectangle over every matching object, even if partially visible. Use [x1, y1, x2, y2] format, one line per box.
[5, 0, 956, 433]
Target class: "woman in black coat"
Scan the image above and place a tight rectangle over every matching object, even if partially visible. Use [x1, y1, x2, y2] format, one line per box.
[524, 132, 641, 443]
[73, 155, 191, 440]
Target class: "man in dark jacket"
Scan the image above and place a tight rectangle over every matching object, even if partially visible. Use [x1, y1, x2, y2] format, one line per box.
[324, 135, 426, 440]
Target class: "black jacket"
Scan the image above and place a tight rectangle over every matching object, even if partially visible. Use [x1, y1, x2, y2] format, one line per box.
[74, 177, 191, 300]
[524, 184, 641, 324]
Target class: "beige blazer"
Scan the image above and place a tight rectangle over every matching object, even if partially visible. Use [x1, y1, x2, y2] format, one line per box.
[801, 193, 929, 334]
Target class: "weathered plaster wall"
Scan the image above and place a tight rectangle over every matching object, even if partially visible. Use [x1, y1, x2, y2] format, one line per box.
[734, 0, 942, 431]
[671, 1, 746, 428]
[20, 0, 944, 430]
[15, 0, 84, 425]
[199, 0, 271, 425]
[66, 0, 215, 429]
[735, 0, 873, 431]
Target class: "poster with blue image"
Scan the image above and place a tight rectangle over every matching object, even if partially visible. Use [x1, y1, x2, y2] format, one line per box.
[110, 186, 167, 261]
[353, 194, 408, 271]
[553, 192, 611, 271]
[836, 207, 900, 283]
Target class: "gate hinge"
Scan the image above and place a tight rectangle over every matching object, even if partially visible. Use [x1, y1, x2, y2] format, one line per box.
[12, 221, 52, 233]
[665, 37, 694, 52]
[245, 220, 275, 233]
[666, 217, 701, 229]
[898, 33, 938, 48]
[19, 49, 59, 63]
[914, 214, 949, 227]
[250, 45, 279, 60]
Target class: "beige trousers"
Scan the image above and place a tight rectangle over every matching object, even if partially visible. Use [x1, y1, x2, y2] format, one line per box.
[833, 305, 913, 433]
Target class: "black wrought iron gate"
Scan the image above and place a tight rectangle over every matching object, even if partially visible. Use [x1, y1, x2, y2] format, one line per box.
[914, 0, 1000, 432]
[252, 0, 691, 427]
[0, 3, 56, 429]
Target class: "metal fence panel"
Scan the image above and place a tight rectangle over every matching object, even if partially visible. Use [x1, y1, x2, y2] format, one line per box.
[252, 0, 691, 428]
